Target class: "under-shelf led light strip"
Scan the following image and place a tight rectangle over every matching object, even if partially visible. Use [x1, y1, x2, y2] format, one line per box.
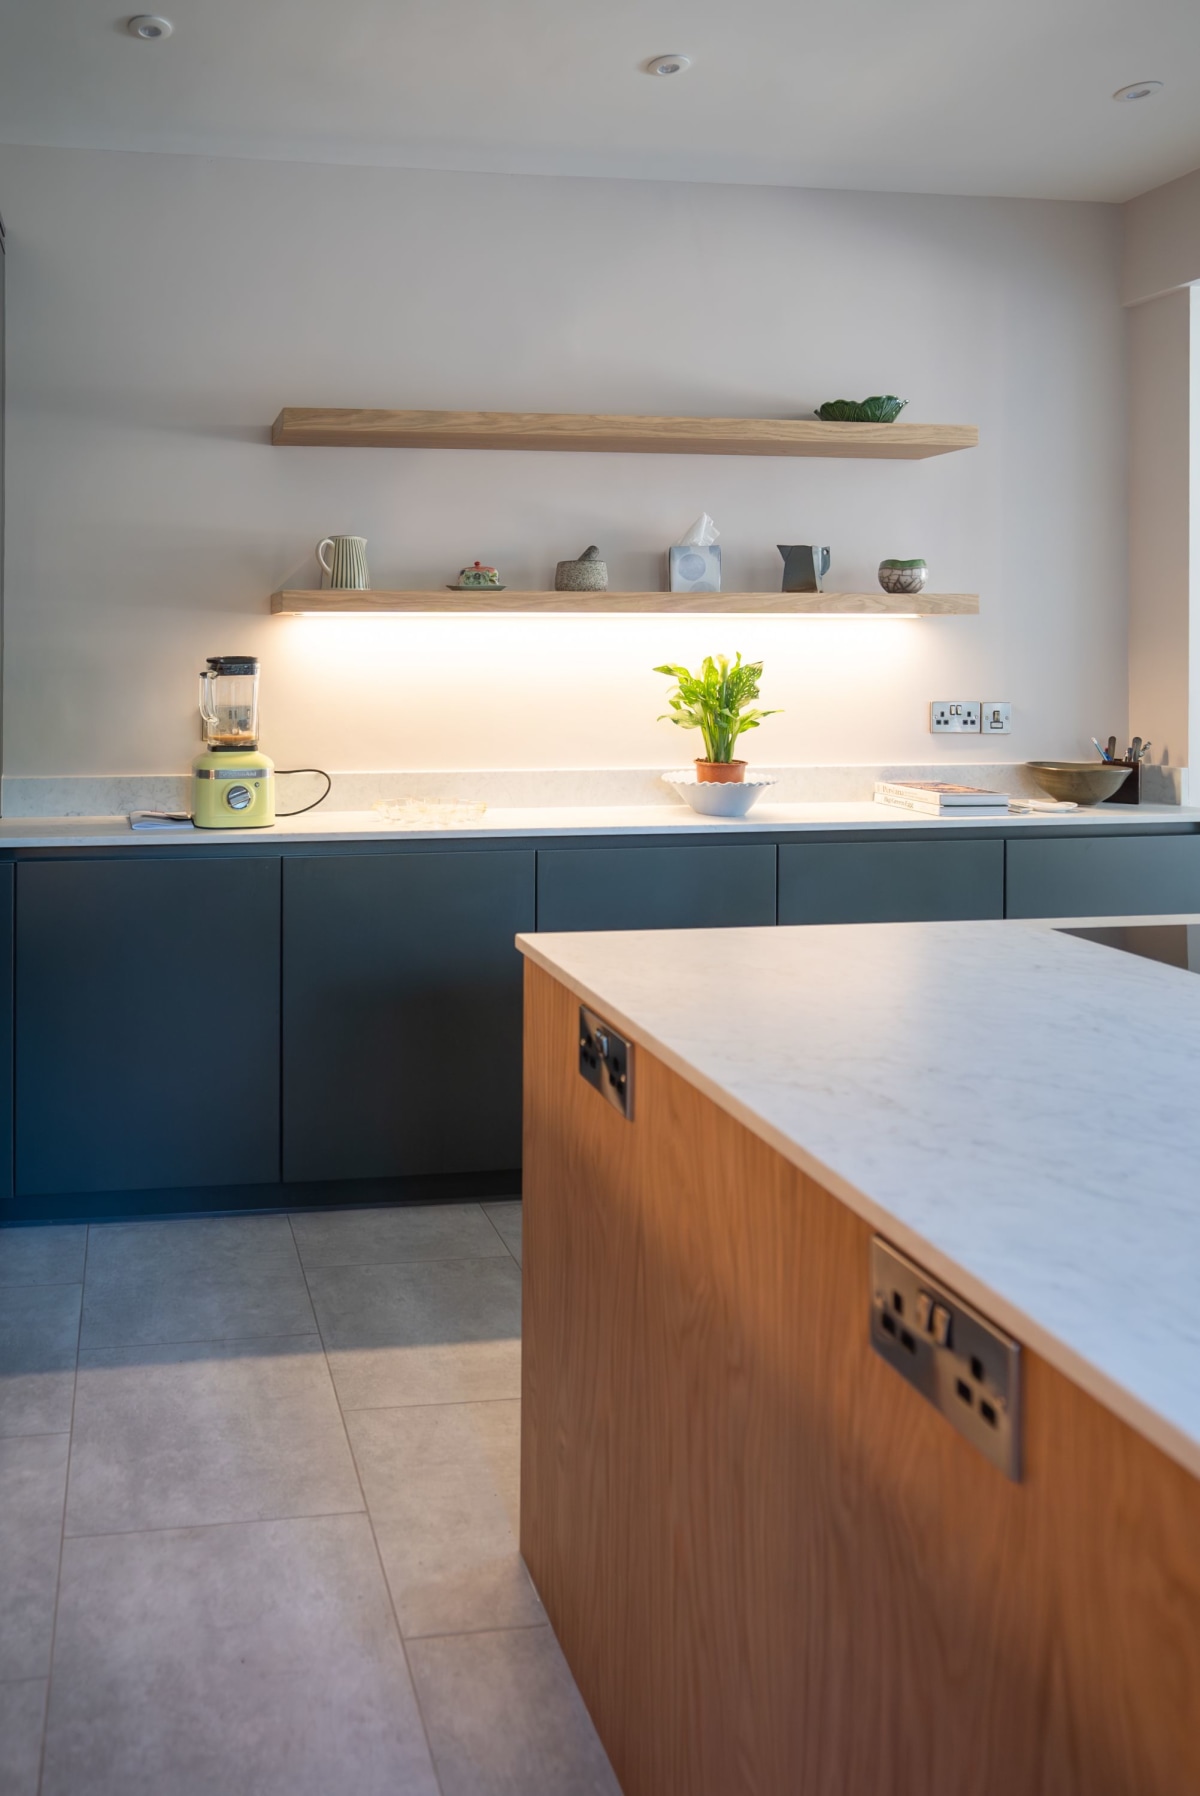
[279, 607, 928, 620]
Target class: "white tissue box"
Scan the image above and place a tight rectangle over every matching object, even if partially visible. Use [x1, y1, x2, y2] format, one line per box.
[668, 544, 722, 592]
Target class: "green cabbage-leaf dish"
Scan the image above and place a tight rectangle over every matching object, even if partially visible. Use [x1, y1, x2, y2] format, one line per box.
[814, 395, 908, 423]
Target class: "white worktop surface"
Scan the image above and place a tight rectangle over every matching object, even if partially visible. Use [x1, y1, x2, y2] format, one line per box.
[0, 800, 1195, 848]
[518, 916, 1200, 1481]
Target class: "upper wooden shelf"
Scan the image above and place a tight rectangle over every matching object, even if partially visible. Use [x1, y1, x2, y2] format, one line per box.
[270, 408, 978, 460]
[271, 589, 979, 617]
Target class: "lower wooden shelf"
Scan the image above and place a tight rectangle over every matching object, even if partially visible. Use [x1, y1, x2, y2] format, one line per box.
[270, 589, 979, 617]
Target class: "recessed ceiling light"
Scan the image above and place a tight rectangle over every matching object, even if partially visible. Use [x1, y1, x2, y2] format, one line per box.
[127, 15, 174, 39]
[1112, 80, 1163, 102]
[646, 53, 690, 77]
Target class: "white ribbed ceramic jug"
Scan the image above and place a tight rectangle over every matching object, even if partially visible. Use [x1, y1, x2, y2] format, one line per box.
[317, 535, 370, 590]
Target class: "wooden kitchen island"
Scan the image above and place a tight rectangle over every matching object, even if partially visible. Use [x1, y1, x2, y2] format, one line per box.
[517, 920, 1200, 1796]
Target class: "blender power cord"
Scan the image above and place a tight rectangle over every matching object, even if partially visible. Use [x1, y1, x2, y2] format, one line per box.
[275, 769, 333, 816]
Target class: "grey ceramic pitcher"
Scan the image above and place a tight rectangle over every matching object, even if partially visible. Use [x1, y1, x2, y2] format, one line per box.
[778, 545, 831, 593]
[317, 535, 370, 591]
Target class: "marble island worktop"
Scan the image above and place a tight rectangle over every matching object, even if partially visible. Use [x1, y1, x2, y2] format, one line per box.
[0, 798, 1196, 849]
[518, 916, 1200, 1480]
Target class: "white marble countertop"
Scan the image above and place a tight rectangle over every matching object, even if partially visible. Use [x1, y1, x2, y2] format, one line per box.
[518, 917, 1200, 1481]
[0, 800, 1195, 849]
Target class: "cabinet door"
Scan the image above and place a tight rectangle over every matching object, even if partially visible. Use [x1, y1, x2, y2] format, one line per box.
[0, 866, 12, 1209]
[537, 844, 777, 932]
[283, 849, 535, 1183]
[16, 857, 281, 1196]
[1006, 834, 1200, 918]
[779, 840, 1004, 925]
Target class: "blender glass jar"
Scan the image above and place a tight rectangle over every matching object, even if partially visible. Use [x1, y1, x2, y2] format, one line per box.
[199, 656, 260, 750]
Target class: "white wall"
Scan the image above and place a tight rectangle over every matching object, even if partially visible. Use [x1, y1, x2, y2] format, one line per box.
[1193, 289, 1200, 787]
[1122, 164, 1200, 798]
[0, 145, 1127, 778]
[1123, 166, 1200, 305]
[1128, 288, 1193, 773]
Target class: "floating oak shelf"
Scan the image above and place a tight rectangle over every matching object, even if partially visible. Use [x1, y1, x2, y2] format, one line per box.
[271, 590, 979, 617]
[270, 408, 978, 460]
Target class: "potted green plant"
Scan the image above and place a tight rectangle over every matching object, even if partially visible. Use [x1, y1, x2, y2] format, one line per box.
[654, 652, 780, 782]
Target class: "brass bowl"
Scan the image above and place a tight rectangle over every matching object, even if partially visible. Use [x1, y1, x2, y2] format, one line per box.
[1025, 761, 1132, 805]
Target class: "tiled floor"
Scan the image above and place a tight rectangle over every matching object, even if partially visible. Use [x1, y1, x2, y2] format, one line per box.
[0, 1200, 622, 1796]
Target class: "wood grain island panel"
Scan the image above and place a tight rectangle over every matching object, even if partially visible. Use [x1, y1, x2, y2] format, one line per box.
[271, 407, 978, 459]
[520, 960, 1200, 1796]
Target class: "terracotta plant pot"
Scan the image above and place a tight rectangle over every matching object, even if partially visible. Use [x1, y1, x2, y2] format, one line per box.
[695, 759, 747, 784]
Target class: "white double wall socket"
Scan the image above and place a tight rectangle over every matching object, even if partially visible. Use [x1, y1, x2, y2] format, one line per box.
[931, 701, 981, 733]
[930, 701, 1012, 735]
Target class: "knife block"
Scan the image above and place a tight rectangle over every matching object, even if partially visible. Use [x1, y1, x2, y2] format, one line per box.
[1102, 761, 1142, 805]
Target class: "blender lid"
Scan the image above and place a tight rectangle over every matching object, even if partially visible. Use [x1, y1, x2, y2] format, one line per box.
[205, 655, 258, 675]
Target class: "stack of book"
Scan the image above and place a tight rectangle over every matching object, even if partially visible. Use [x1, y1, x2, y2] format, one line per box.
[874, 780, 1010, 817]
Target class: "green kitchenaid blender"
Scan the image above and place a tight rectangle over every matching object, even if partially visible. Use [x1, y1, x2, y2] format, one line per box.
[192, 655, 275, 828]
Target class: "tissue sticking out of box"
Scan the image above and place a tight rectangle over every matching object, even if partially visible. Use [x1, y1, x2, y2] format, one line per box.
[681, 514, 720, 546]
[669, 514, 722, 593]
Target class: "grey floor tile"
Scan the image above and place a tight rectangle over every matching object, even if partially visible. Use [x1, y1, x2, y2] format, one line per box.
[0, 1435, 70, 1680]
[347, 1400, 542, 1638]
[308, 1257, 522, 1409]
[0, 1285, 80, 1437]
[290, 1202, 509, 1269]
[0, 1226, 87, 1289]
[43, 1515, 440, 1796]
[67, 1336, 362, 1536]
[85, 1214, 299, 1276]
[0, 1680, 48, 1796]
[483, 1200, 523, 1265]
[410, 1625, 620, 1796]
[80, 1258, 315, 1349]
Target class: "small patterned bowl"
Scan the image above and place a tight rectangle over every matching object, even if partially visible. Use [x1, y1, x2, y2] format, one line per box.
[878, 559, 928, 595]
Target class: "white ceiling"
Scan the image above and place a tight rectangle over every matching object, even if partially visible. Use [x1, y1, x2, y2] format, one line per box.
[1, 0, 1198, 202]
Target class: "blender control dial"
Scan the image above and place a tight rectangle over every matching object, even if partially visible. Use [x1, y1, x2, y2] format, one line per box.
[226, 784, 254, 811]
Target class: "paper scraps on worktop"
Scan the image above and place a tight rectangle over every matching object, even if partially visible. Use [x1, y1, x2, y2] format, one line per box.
[129, 811, 195, 830]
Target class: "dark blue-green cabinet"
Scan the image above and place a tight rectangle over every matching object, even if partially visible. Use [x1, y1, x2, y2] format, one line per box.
[15, 857, 281, 1196]
[1006, 835, 1200, 919]
[779, 840, 1004, 925]
[282, 848, 535, 1182]
[537, 842, 777, 932]
[0, 866, 12, 1209]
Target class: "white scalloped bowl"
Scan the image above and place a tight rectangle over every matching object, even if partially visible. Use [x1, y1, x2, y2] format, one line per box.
[662, 771, 778, 817]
